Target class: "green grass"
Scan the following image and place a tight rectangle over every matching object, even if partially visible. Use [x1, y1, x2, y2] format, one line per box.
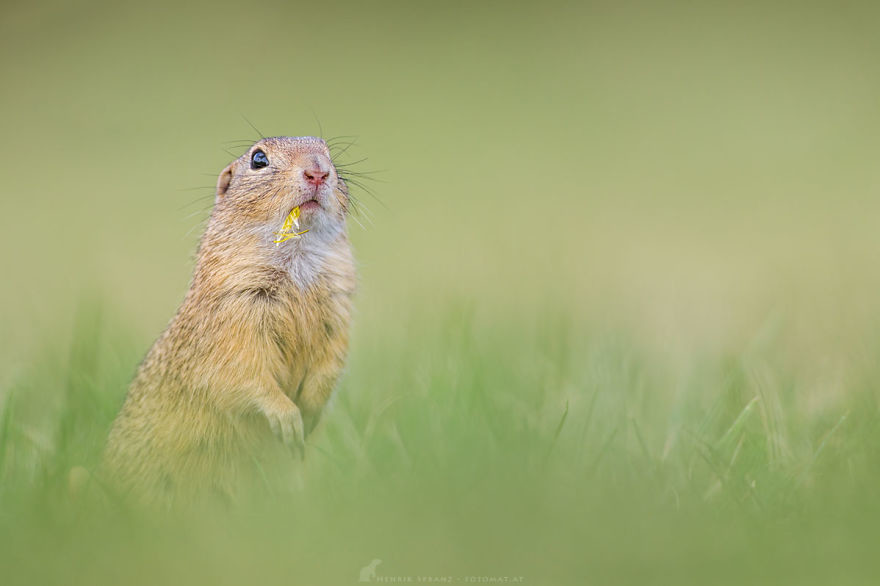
[2, 296, 880, 585]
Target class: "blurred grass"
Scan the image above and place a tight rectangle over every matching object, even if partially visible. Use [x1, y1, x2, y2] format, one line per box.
[2, 299, 880, 584]
[3, 0, 880, 583]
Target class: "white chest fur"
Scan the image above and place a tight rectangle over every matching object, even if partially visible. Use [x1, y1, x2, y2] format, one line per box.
[271, 224, 348, 289]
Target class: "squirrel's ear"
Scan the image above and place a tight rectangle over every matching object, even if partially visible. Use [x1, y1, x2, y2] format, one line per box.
[216, 163, 234, 199]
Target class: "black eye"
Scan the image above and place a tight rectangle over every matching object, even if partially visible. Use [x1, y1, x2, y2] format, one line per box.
[251, 149, 269, 169]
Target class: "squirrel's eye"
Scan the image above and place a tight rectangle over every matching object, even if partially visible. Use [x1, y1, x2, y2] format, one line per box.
[251, 150, 269, 169]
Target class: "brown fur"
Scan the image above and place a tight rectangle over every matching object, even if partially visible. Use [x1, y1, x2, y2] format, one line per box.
[103, 137, 356, 505]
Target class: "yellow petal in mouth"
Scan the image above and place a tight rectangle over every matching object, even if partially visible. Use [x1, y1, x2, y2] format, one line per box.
[273, 206, 309, 245]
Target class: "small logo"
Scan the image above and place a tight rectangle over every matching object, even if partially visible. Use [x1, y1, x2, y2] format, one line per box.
[359, 559, 382, 582]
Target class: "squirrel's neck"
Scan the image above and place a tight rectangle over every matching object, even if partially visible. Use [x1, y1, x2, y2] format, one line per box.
[191, 221, 350, 297]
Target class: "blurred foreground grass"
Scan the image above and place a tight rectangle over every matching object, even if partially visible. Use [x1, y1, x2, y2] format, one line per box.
[2, 295, 880, 585]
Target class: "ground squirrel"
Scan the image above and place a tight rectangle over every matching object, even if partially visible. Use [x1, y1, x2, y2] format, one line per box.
[103, 136, 356, 505]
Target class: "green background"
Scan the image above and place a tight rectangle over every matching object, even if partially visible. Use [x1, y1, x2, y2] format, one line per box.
[2, 1, 880, 584]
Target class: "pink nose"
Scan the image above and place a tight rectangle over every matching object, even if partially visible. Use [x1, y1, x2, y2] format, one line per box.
[303, 168, 330, 185]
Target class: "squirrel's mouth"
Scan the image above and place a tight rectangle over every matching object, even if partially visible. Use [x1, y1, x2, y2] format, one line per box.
[299, 199, 321, 212]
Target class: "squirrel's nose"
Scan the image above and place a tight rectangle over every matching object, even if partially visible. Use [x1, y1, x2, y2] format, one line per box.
[303, 168, 330, 186]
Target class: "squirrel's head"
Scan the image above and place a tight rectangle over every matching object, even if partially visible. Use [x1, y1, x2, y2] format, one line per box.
[212, 136, 349, 244]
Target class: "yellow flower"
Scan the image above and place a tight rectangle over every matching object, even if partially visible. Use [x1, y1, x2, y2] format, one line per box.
[273, 206, 309, 245]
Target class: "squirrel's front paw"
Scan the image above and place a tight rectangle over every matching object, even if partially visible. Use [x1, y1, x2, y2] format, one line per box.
[263, 401, 305, 459]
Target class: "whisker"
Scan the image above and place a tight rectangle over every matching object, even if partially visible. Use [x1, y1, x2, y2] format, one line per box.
[241, 115, 265, 139]
[339, 170, 387, 182]
[341, 176, 387, 208]
[222, 139, 259, 146]
[184, 215, 211, 239]
[177, 194, 215, 211]
[330, 139, 359, 158]
[310, 109, 324, 139]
